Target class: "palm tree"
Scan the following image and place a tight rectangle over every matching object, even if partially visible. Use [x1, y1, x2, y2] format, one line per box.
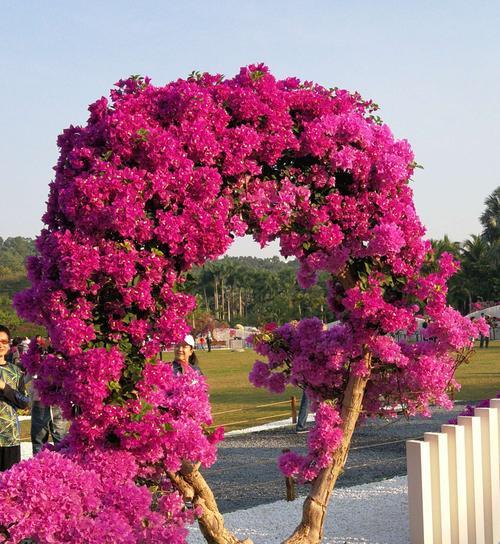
[461, 235, 490, 269]
[480, 186, 500, 244]
[430, 235, 461, 259]
[460, 235, 496, 307]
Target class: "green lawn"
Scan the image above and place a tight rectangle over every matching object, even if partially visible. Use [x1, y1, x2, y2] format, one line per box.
[196, 349, 301, 430]
[19, 342, 499, 438]
[454, 342, 500, 401]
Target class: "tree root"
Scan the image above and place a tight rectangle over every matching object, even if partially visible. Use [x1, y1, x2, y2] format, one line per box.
[169, 463, 253, 544]
[281, 524, 321, 544]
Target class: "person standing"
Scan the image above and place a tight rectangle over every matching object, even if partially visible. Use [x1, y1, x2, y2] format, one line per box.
[295, 320, 324, 433]
[28, 340, 67, 454]
[0, 324, 29, 471]
[29, 387, 67, 454]
[479, 313, 490, 348]
[295, 390, 309, 433]
[6, 337, 21, 368]
[206, 331, 212, 352]
[19, 337, 30, 355]
[34, 335, 46, 352]
[172, 335, 202, 375]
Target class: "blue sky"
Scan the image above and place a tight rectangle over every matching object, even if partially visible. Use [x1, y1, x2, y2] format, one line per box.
[1, 1, 498, 257]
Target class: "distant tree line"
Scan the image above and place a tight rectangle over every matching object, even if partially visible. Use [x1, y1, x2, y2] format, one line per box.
[0, 236, 43, 335]
[185, 256, 333, 327]
[1, 187, 498, 332]
[186, 187, 499, 324]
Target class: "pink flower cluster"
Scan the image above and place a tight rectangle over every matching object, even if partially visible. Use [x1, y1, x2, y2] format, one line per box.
[0, 450, 194, 543]
[7, 63, 485, 537]
[471, 300, 499, 311]
[279, 403, 343, 482]
[252, 257, 486, 479]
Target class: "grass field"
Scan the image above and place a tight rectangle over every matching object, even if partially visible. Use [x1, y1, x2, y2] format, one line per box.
[197, 349, 301, 430]
[19, 342, 499, 438]
[199, 342, 500, 429]
[454, 342, 500, 401]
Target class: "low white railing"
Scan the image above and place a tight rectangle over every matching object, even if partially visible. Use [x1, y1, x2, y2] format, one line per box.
[406, 399, 499, 544]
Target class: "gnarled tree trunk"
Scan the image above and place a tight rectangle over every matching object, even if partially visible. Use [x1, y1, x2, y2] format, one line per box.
[169, 462, 253, 544]
[282, 353, 372, 544]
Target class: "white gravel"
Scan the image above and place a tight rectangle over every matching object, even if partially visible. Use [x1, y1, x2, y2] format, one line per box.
[202, 416, 409, 543]
[187, 476, 409, 544]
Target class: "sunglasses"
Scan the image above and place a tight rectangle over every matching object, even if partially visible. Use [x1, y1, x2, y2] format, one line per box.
[0, 340, 9, 345]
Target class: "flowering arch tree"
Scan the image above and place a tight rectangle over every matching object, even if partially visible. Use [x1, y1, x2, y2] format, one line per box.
[0, 65, 486, 544]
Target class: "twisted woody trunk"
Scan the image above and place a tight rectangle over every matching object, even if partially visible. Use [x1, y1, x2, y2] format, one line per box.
[283, 355, 372, 544]
[171, 352, 372, 544]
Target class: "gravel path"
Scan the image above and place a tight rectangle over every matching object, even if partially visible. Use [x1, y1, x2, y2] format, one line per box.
[201, 402, 469, 513]
[188, 476, 410, 544]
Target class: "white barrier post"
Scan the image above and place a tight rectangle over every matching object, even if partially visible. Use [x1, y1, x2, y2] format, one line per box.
[407, 439, 434, 544]
[441, 424, 468, 544]
[474, 407, 500, 544]
[424, 432, 451, 544]
[458, 415, 485, 544]
[489, 398, 500, 463]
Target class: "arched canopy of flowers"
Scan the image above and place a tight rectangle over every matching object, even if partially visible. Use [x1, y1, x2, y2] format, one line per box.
[0, 65, 486, 542]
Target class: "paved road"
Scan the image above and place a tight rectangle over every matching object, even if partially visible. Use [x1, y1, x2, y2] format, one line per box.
[201, 402, 469, 513]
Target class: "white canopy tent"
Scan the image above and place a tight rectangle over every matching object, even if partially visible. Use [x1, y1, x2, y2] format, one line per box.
[466, 304, 500, 320]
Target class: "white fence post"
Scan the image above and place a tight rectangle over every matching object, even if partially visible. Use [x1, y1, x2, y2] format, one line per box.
[424, 432, 451, 544]
[408, 401, 499, 544]
[407, 439, 434, 544]
[474, 407, 500, 544]
[458, 415, 485, 544]
[489, 398, 500, 463]
[441, 424, 468, 544]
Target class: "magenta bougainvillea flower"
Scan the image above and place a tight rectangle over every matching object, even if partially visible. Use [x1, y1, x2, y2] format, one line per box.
[0, 64, 487, 542]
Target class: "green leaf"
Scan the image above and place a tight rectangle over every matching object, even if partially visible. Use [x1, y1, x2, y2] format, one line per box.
[250, 70, 265, 81]
[188, 70, 203, 81]
[410, 160, 424, 170]
[108, 380, 121, 393]
[122, 312, 136, 325]
[136, 128, 150, 142]
[131, 401, 154, 422]
[151, 247, 164, 257]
